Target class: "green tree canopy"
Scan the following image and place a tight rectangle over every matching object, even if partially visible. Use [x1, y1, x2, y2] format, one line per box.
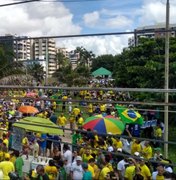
[91, 54, 115, 72]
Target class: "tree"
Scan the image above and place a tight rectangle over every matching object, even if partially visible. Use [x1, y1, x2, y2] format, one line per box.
[0, 46, 24, 79]
[26, 63, 45, 83]
[91, 54, 115, 72]
[113, 38, 168, 88]
[56, 51, 70, 69]
[75, 47, 95, 67]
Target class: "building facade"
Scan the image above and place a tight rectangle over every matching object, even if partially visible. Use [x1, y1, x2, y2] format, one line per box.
[33, 38, 57, 76]
[57, 48, 79, 69]
[128, 23, 176, 46]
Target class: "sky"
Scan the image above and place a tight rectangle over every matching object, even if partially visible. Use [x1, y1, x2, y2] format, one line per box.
[0, 0, 176, 56]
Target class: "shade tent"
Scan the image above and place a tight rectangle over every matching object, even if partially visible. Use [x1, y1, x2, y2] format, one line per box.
[92, 67, 112, 77]
[13, 117, 63, 135]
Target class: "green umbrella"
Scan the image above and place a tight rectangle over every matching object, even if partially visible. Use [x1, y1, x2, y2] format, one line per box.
[13, 117, 63, 135]
[116, 105, 144, 125]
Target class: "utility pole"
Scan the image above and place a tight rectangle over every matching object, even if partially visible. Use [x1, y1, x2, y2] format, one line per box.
[45, 39, 48, 85]
[164, 0, 170, 158]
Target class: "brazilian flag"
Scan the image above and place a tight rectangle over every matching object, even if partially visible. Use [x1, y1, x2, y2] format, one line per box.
[115, 105, 144, 125]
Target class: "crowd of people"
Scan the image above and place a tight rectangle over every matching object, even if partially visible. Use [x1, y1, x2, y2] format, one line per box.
[0, 88, 174, 180]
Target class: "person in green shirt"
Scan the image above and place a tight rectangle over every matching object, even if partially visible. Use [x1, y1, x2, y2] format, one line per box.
[58, 160, 67, 180]
[72, 130, 82, 151]
[14, 150, 24, 179]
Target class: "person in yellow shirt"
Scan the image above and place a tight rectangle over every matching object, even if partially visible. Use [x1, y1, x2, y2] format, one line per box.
[45, 160, 58, 180]
[89, 158, 100, 180]
[99, 155, 112, 180]
[142, 141, 153, 160]
[72, 106, 81, 122]
[57, 113, 67, 136]
[0, 153, 15, 180]
[114, 138, 123, 150]
[2, 133, 9, 149]
[69, 113, 75, 134]
[131, 139, 142, 155]
[139, 157, 151, 180]
[82, 149, 93, 163]
[155, 124, 162, 147]
[88, 103, 93, 116]
[124, 158, 137, 180]
[77, 114, 84, 129]
[52, 101, 57, 112]
[100, 104, 106, 113]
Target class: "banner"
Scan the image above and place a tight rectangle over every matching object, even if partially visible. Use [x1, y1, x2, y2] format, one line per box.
[11, 127, 25, 151]
[141, 120, 157, 129]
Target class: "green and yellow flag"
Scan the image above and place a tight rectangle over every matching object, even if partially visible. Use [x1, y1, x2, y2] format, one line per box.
[115, 105, 144, 125]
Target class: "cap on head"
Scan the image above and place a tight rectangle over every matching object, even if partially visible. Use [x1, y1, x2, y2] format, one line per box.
[117, 148, 122, 152]
[76, 156, 82, 161]
[134, 152, 140, 157]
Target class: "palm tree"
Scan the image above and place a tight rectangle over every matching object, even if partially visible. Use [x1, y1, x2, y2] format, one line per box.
[26, 63, 45, 83]
[75, 47, 95, 67]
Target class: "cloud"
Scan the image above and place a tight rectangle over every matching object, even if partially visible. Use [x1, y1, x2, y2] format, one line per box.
[56, 34, 132, 56]
[105, 15, 133, 29]
[83, 9, 132, 30]
[0, 0, 81, 36]
[83, 11, 100, 27]
[138, 0, 176, 25]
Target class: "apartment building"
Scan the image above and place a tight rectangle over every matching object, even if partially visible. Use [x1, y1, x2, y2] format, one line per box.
[0, 35, 57, 76]
[57, 48, 79, 69]
[33, 38, 57, 76]
[128, 23, 176, 46]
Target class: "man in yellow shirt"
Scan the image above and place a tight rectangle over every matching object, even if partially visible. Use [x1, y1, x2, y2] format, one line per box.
[57, 113, 67, 136]
[88, 158, 100, 180]
[139, 157, 151, 180]
[114, 138, 123, 150]
[0, 153, 15, 180]
[82, 149, 93, 163]
[155, 124, 162, 147]
[72, 106, 81, 122]
[131, 139, 142, 155]
[124, 158, 137, 180]
[77, 114, 84, 129]
[142, 141, 152, 160]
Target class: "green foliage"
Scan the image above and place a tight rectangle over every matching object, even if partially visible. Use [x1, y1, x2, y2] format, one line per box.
[75, 46, 95, 67]
[0, 46, 24, 79]
[113, 38, 176, 88]
[91, 54, 115, 72]
[26, 63, 45, 82]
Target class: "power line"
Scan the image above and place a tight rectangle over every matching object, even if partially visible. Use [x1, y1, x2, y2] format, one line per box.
[0, 0, 41, 7]
[39, 0, 104, 2]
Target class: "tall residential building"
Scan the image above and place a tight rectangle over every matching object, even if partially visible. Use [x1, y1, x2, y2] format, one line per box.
[0, 35, 32, 61]
[32, 38, 57, 76]
[14, 37, 32, 61]
[57, 48, 79, 69]
[128, 23, 176, 46]
[0, 35, 57, 76]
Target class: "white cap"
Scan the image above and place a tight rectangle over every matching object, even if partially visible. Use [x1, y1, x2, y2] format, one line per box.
[76, 156, 82, 161]
[134, 152, 140, 156]
[117, 148, 122, 152]
[108, 146, 114, 152]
